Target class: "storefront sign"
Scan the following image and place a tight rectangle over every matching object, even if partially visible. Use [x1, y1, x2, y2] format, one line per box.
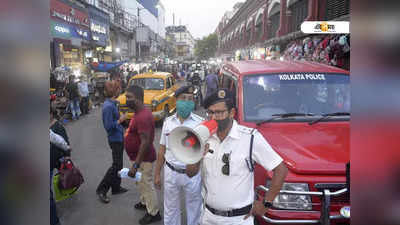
[88, 5, 110, 47]
[50, 0, 89, 28]
[51, 20, 91, 41]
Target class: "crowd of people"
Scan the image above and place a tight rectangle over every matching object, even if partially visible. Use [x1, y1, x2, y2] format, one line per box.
[50, 61, 288, 225]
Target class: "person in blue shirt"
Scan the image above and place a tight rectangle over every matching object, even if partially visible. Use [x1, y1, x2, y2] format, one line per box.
[96, 81, 129, 203]
[205, 69, 219, 99]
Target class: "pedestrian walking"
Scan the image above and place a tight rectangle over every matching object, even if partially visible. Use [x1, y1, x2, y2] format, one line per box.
[124, 85, 162, 225]
[66, 76, 81, 120]
[96, 81, 129, 204]
[186, 89, 288, 225]
[154, 86, 204, 225]
[205, 69, 219, 99]
[78, 78, 90, 115]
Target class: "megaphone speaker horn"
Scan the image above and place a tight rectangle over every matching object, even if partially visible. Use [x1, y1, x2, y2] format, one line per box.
[168, 120, 217, 164]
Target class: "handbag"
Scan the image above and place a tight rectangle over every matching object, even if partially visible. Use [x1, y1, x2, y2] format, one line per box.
[58, 158, 84, 190]
[53, 173, 79, 202]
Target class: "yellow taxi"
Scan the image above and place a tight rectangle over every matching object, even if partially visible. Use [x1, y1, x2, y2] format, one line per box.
[116, 72, 179, 124]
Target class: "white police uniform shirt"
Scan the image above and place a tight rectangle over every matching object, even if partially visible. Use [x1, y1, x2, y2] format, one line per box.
[159, 112, 204, 225]
[160, 112, 204, 169]
[202, 120, 283, 211]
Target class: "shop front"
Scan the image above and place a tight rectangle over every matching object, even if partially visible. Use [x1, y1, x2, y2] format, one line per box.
[50, 0, 91, 71]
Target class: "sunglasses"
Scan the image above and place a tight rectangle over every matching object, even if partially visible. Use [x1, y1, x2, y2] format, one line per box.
[221, 153, 230, 176]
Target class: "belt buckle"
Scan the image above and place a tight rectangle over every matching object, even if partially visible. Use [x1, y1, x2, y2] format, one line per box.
[218, 209, 232, 217]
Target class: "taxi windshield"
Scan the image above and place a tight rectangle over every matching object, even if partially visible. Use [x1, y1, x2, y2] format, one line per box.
[243, 73, 350, 122]
[129, 78, 164, 90]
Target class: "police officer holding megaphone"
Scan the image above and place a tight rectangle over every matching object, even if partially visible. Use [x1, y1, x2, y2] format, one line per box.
[181, 88, 288, 225]
[154, 85, 204, 225]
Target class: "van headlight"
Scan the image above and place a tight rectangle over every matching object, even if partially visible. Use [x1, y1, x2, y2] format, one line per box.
[267, 181, 312, 210]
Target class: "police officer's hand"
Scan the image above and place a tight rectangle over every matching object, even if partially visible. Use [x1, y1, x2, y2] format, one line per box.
[154, 173, 161, 190]
[244, 200, 268, 220]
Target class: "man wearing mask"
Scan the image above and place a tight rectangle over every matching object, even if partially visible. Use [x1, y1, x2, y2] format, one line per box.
[96, 81, 128, 204]
[66, 75, 81, 120]
[125, 85, 161, 225]
[186, 89, 288, 225]
[154, 86, 204, 225]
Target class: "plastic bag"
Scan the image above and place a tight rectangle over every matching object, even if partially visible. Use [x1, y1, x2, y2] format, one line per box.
[53, 173, 79, 202]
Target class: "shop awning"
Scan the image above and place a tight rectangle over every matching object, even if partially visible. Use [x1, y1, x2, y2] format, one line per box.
[90, 61, 128, 72]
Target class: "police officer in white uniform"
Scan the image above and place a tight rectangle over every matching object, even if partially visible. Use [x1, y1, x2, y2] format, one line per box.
[186, 88, 288, 225]
[154, 85, 204, 225]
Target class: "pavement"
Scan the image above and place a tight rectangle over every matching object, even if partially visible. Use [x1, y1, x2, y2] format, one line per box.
[57, 83, 206, 225]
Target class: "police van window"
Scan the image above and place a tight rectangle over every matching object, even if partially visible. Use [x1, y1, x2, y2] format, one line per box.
[242, 73, 350, 122]
[222, 74, 232, 89]
[231, 80, 237, 108]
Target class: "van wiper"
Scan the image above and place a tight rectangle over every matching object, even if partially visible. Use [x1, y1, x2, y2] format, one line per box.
[308, 112, 350, 125]
[256, 113, 315, 126]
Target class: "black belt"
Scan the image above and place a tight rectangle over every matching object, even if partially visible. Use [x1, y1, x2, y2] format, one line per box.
[165, 161, 186, 174]
[205, 204, 252, 217]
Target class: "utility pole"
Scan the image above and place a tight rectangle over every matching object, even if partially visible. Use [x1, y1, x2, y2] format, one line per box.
[137, 7, 142, 63]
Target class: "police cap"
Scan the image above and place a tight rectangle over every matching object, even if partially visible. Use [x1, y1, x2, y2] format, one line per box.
[175, 85, 194, 97]
[203, 88, 233, 109]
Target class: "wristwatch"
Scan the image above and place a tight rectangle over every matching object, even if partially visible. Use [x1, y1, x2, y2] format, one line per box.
[263, 199, 273, 208]
[133, 162, 140, 169]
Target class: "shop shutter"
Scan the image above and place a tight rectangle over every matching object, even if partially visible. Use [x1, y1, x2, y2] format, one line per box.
[325, 0, 350, 20]
[289, 0, 308, 33]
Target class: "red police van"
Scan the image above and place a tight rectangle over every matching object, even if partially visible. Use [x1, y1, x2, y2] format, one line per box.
[219, 60, 350, 225]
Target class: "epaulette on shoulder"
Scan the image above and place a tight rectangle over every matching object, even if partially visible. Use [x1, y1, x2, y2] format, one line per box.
[165, 115, 175, 123]
[191, 113, 205, 121]
[237, 125, 254, 134]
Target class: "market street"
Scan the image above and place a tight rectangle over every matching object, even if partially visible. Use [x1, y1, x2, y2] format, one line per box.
[56, 103, 206, 225]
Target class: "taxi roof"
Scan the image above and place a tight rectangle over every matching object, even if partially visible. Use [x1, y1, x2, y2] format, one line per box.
[131, 72, 171, 79]
[222, 60, 349, 76]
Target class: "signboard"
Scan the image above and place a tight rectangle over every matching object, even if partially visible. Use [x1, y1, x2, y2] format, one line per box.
[50, 20, 91, 41]
[136, 26, 150, 43]
[50, 0, 89, 29]
[88, 5, 110, 47]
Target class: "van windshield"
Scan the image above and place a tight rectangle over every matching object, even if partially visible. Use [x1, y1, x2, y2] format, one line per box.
[129, 78, 164, 90]
[242, 73, 350, 122]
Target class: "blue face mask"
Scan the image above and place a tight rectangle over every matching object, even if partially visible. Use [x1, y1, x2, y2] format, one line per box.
[176, 100, 195, 119]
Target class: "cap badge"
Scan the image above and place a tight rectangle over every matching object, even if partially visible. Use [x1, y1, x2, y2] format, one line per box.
[218, 90, 226, 99]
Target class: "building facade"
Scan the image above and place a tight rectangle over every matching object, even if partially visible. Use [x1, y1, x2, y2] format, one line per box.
[84, 0, 167, 62]
[50, 0, 92, 69]
[165, 25, 195, 61]
[216, 0, 350, 66]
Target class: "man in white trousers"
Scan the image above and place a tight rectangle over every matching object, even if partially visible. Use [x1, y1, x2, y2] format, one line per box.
[154, 85, 204, 225]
